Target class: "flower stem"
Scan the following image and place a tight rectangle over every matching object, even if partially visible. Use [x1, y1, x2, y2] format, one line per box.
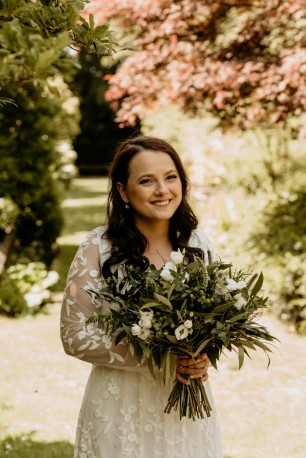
[164, 378, 212, 420]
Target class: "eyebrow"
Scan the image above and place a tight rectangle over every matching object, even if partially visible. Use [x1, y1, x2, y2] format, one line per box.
[138, 169, 177, 179]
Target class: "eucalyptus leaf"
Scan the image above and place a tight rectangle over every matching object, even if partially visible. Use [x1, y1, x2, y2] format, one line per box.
[238, 346, 245, 369]
[251, 272, 264, 297]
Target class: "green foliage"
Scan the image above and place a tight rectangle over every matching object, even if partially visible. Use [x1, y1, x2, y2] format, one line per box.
[0, 197, 18, 234]
[216, 127, 306, 334]
[0, 434, 73, 458]
[249, 189, 306, 334]
[0, 261, 59, 316]
[251, 189, 306, 257]
[0, 0, 116, 92]
[0, 270, 27, 315]
[0, 79, 79, 264]
[68, 53, 138, 173]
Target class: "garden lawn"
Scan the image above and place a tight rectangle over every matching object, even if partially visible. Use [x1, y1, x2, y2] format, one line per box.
[0, 177, 306, 457]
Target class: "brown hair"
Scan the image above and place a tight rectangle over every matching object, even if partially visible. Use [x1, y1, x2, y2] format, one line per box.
[102, 135, 202, 277]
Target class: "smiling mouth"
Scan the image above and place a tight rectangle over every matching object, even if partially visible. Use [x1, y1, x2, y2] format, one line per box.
[151, 199, 170, 206]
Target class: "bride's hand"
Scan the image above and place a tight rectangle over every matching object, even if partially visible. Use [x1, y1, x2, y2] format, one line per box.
[176, 353, 210, 385]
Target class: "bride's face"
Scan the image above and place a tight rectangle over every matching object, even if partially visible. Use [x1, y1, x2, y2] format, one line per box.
[117, 150, 182, 225]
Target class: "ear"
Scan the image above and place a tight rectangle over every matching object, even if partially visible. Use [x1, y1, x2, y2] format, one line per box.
[117, 182, 129, 203]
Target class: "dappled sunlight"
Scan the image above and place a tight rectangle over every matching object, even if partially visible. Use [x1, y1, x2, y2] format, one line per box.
[62, 196, 107, 208]
[57, 232, 91, 245]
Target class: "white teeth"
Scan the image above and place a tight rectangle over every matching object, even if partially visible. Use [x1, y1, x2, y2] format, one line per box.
[153, 200, 169, 206]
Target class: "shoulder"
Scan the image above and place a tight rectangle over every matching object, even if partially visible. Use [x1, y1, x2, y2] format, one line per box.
[189, 228, 210, 247]
[78, 225, 111, 262]
[188, 228, 215, 254]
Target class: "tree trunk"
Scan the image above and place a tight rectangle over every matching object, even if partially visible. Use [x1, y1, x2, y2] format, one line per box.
[0, 230, 15, 279]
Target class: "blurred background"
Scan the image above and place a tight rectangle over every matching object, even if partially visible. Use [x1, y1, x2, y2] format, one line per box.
[0, 1, 305, 457]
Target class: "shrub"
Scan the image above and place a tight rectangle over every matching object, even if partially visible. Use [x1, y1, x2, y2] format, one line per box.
[249, 189, 306, 334]
[0, 262, 59, 316]
[0, 79, 79, 265]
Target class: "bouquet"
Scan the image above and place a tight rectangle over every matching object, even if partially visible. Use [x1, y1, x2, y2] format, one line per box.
[86, 249, 277, 421]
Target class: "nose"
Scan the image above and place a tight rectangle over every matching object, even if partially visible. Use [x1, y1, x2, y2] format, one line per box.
[154, 179, 168, 194]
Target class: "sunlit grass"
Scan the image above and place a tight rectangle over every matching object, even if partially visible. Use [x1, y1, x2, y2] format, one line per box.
[0, 435, 73, 458]
[52, 177, 108, 291]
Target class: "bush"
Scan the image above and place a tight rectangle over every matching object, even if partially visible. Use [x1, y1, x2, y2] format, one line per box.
[249, 189, 306, 333]
[0, 262, 59, 316]
[0, 79, 79, 265]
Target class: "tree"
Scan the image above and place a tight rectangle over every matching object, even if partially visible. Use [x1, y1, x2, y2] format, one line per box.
[86, 0, 306, 130]
[69, 54, 139, 174]
[0, 0, 116, 104]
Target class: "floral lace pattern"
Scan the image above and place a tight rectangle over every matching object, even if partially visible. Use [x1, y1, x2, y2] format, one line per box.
[61, 226, 223, 458]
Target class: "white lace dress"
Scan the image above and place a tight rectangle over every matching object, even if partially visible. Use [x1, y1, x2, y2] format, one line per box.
[60, 226, 223, 458]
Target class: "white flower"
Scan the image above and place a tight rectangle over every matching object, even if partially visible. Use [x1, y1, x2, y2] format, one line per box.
[216, 269, 230, 280]
[164, 261, 177, 271]
[184, 319, 193, 329]
[175, 324, 189, 340]
[139, 317, 152, 329]
[236, 280, 247, 289]
[170, 249, 184, 265]
[138, 328, 151, 340]
[139, 311, 153, 329]
[160, 268, 174, 282]
[140, 311, 154, 320]
[233, 293, 247, 310]
[131, 324, 142, 336]
[225, 278, 239, 292]
[215, 282, 229, 295]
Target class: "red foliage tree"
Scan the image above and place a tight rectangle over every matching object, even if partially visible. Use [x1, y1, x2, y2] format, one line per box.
[85, 0, 306, 129]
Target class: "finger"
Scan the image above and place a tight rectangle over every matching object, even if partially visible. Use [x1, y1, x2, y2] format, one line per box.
[175, 373, 190, 385]
[200, 373, 209, 382]
[177, 366, 208, 377]
[177, 358, 203, 368]
[177, 354, 209, 368]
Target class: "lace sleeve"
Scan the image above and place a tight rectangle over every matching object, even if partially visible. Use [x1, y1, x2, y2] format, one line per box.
[60, 228, 146, 370]
[189, 229, 219, 263]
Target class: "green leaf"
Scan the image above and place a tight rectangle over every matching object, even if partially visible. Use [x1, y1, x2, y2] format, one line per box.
[140, 301, 160, 309]
[213, 301, 235, 313]
[167, 282, 175, 299]
[163, 351, 176, 385]
[114, 330, 127, 346]
[89, 13, 95, 30]
[253, 340, 273, 352]
[194, 339, 211, 356]
[207, 346, 220, 370]
[166, 335, 178, 344]
[148, 353, 156, 380]
[251, 272, 264, 296]
[238, 346, 245, 369]
[229, 312, 247, 322]
[154, 293, 173, 310]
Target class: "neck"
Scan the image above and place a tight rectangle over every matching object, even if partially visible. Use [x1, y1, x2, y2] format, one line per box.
[135, 219, 170, 245]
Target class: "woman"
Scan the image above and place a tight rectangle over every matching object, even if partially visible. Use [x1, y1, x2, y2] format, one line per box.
[60, 135, 223, 457]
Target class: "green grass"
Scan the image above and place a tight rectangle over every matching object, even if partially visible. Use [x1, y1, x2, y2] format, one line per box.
[52, 177, 108, 291]
[0, 435, 73, 458]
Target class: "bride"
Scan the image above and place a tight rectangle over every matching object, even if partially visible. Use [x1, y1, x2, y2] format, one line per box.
[60, 135, 223, 457]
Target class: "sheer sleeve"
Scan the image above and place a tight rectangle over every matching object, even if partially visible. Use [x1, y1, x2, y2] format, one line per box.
[60, 227, 146, 370]
[189, 228, 219, 263]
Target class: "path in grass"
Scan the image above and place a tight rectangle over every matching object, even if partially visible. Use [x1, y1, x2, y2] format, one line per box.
[1, 177, 306, 458]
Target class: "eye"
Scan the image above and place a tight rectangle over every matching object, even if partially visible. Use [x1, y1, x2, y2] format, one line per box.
[166, 174, 178, 180]
[139, 178, 154, 185]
